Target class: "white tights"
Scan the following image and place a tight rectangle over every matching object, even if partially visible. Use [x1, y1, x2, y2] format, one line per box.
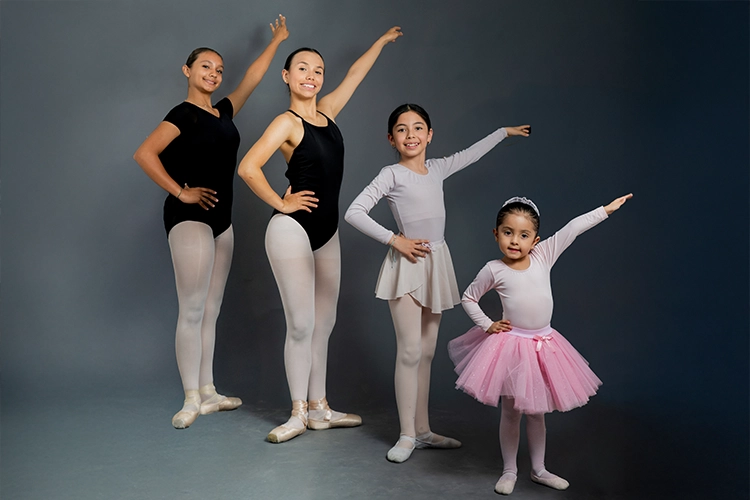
[499, 397, 548, 476]
[265, 215, 340, 411]
[168, 222, 233, 395]
[388, 294, 442, 446]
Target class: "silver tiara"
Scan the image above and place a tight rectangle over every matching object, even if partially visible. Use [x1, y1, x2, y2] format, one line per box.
[502, 196, 540, 216]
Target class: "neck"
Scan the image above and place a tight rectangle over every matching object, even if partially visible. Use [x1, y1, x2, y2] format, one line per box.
[289, 95, 319, 120]
[398, 152, 428, 173]
[501, 255, 531, 270]
[186, 89, 213, 108]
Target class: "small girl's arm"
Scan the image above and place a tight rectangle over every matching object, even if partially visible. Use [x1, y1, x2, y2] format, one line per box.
[461, 263, 509, 333]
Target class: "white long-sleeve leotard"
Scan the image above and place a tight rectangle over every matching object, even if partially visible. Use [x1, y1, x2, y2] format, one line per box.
[344, 128, 508, 245]
[462, 207, 608, 332]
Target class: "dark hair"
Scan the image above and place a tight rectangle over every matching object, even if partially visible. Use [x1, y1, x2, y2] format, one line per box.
[185, 47, 223, 68]
[387, 103, 432, 135]
[495, 202, 540, 234]
[283, 47, 325, 71]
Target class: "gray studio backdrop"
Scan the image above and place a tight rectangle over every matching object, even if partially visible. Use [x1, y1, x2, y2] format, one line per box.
[1, 0, 748, 492]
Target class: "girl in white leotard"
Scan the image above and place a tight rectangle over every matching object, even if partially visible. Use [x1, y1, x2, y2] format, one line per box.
[345, 103, 530, 462]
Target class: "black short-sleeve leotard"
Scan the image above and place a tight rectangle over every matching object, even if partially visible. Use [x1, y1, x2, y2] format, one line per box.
[273, 109, 345, 250]
[160, 97, 241, 238]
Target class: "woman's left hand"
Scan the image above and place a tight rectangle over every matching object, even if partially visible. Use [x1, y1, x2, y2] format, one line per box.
[379, 26, 403, 44]
[270, 14, 289, 42]
[506, 125, 531, 137]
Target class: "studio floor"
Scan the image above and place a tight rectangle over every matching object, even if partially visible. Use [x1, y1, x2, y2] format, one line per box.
[2, 385, 745, 500]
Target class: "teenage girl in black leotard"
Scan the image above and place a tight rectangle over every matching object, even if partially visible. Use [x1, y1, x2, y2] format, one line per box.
[134, 16, 289, 430]
[238, 26, 403, 443]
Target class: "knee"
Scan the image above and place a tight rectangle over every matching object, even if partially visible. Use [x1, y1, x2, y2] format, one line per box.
[287, 318, 314, 344]
[501, 405, 522, 425]
[178, 302, 205, 327]
[398, 343, 422, 368]
[202, 300, 222, 322]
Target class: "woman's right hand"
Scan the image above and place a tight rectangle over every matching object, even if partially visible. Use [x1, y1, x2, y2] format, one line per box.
[178, 184, 219, 210]
[279, 186, 318, 213]
[391, 234, 431, 263]
[487, 320, 512, 334]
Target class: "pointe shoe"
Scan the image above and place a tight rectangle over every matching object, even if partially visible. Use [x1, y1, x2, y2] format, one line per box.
[415, 431, 462, 449]
[267, 400, 308, 444]
[494, 471, 517, 495]
[199, 384, 242, 415]
[386, 435, 416, 463]
[531, 470, 570, 490]
[307, 397, 362, 430]
[172, 391, 201, 429]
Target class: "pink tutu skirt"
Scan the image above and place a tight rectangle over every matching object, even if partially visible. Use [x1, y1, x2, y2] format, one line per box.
[448, 324, 601, 414]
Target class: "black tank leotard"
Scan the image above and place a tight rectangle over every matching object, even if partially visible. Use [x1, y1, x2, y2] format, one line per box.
[160, 98, 241, 238]
[274, 109, 345, 251]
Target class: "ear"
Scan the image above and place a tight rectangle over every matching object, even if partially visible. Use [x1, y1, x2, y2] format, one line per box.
[387, 133, 395, 148]
[531, 235, 541, 247]
[182, 65, 190, 78]
[281, 68, 289, 85]
[492, 228, 499, 241]
[427, 128, 434, 145]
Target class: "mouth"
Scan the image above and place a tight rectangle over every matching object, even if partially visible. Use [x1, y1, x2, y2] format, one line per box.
[301, 83, 316, 90]
[204, 79, 217, 86]
[404, 142, 420, 149]
[507, 248, 520, 253]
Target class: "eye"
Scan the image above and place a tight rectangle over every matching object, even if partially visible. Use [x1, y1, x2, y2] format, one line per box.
[202, 64, 209, 69]
[521, 234, 528, 239]
[315, 70, 323, 75]
[217, 69, 223, 74]
[503, 230, 511, 236]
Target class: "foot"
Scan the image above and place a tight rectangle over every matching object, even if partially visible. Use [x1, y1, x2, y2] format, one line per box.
[267, 400, 308, 444]
[415, 431, 462, 449]
[531, 469, 569, 490]
[307, 397, 362, 430]
[386, 435, 416, 463]
[199, 383, 242, 415]
[172, 391, 201, 429]
[494, 471, 518, 495]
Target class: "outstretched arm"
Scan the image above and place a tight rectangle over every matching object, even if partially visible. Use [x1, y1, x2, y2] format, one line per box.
[226, 15, 289, 116]
[237, 113, 318, 213]
[317, 26, 402, 120]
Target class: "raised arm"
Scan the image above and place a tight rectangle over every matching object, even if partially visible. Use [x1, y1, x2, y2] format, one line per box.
[432, 125, 529, 179]
[237, 113, 318, 213]
[226, 15, 289, 116]
[317, 26, 402, 120]
[133, 122, 218, 210]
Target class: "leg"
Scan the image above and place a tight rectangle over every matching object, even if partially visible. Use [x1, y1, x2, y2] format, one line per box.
[306, 232, 361, 429]
[527, 413, 569, 490]
[386, 295, 423, 462]
[496, 397, 522, 494]
[167, 221, 216, 428]
[195, 226, 242, 414]
[264, 215, 316, 441]
[414, 308, 460, 450]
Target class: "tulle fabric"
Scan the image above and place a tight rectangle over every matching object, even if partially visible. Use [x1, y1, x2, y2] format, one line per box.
[448, 325, 601, 414]
[375, 240, 460, 313]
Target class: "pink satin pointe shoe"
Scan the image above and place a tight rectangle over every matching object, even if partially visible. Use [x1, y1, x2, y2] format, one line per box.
[307, 396, 362, 430]
[199, 383, 242, 415]
[267, 400, 308, 443]
[172, 391, 201, 429]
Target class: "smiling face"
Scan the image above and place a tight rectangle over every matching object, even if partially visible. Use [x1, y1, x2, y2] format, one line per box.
[182, 50, 223, 93]
[494, 212, 541, 268]
[388, 111, 434, 160]
[282, 50, 325, 97]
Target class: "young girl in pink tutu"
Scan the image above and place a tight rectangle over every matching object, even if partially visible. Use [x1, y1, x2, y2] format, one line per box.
[448, 193, 632, 494]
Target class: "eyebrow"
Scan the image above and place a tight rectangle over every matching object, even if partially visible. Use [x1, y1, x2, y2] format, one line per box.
[296, 61, 325, 70]
[395, 121, 426, 128]
[199, 59, 224, 69]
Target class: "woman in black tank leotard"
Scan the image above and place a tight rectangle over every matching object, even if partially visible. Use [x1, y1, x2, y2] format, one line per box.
[133, 16, 289, 430]
[238, 26, 403, 443]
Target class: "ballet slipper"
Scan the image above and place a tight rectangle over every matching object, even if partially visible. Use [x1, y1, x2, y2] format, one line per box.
[494, 471, 518, 495]
[307, 397, 362, 430]
[267, 400, 308, 443]
[414, 431, 462, 449]
[172, 390, 201, 429]
[386, 435, 416, 463]
[531, 469, 569, 490]
[199, 383, 242, 415]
